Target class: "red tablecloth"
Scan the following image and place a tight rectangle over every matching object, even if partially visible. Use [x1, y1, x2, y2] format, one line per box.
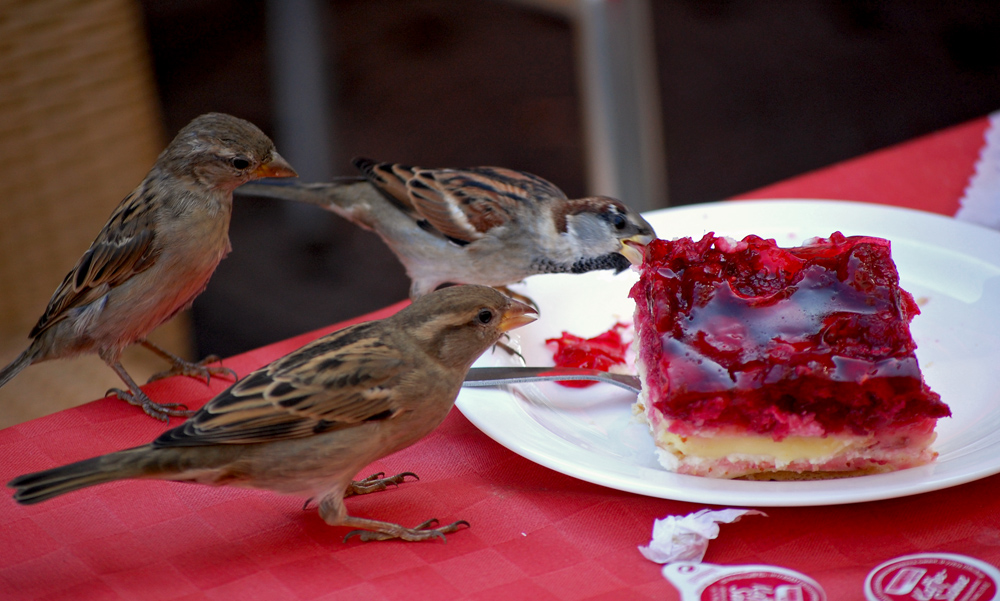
[2, 116, 997, 601]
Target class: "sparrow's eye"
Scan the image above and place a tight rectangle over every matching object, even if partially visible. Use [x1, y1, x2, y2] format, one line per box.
[610, 212, 628, 230]
[477, 309, 494, 324]
[231, 157, 251, 170]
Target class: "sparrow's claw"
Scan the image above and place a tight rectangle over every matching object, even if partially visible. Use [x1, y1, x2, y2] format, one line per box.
[147, 358, 237, 385]
[344, 471, 420, 497]
[342, 518, 469, 543]
[141, 341, 238, 384]
[492, 336, 525, 361]
[106, 387, 194, 421]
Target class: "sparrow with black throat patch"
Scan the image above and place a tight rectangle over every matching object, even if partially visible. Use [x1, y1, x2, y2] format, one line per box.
[238, 158, 656, 300]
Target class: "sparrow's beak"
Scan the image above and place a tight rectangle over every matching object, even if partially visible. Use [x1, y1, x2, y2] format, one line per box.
[254, 152, 298, 179]
[619, 233, 655, 266]
[499, 299, 539, 332]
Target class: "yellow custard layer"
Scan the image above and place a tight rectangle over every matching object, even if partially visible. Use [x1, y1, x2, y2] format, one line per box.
[654, 431, 862, 465]
[643, 417, 937, 478]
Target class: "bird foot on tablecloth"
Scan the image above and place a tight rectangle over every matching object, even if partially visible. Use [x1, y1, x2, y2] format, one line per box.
[104, 358, 195, 421]
[344, 471, 420, 497]
[106, 386, 193, 421]
[141, 340, 238, 386]
[343, 518, 470, 543]
[147, 357, 237, 385]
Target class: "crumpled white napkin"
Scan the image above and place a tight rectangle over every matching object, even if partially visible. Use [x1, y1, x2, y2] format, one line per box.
[956, 110, 1000, 230]
[638, 508, 767, 564]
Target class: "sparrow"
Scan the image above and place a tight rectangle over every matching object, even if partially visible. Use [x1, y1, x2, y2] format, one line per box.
[0, 113, 297, 420]
[237, 158, 656, 300]
[9, 285, 537, 543]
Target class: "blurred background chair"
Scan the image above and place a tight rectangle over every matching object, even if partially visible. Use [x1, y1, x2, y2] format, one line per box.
[511, 0, 668, 212]
[265, 0, 668, 213]
[0, 0, 193, 426]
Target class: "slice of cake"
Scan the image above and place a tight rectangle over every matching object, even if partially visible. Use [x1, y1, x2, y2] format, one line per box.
[629, 231, 950, 479]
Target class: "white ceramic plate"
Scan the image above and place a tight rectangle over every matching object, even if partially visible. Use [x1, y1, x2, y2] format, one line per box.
[456, 200, 1000, 506]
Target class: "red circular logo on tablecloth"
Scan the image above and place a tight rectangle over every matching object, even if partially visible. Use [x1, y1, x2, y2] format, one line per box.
[865, 553, 1000, 601]
[700, 569, 825, 601]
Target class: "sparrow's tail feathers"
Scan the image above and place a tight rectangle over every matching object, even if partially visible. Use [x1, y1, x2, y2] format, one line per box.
[8, 447, 150, 505]
[0, 347, 35, 389]
[237, 178, 369, 208]
[238, 178, 394, 231]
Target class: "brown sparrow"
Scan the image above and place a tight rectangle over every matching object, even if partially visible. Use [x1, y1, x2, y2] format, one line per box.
[237, 158, 656, 299]
[0, 113, 297, 420]
[9, 285, 537, 543]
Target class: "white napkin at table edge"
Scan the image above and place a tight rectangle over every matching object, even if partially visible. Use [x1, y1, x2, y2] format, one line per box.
[956, 110, 1000, 230]
[638, 508, 767, 564]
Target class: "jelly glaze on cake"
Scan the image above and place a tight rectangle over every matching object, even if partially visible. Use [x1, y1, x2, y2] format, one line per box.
[629, 232, 951, 478]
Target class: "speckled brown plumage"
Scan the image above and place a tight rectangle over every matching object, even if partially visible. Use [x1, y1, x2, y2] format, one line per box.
[238, 157, 656, 299]
[9, 285, 537, 543]
[0, 113, 297, 420]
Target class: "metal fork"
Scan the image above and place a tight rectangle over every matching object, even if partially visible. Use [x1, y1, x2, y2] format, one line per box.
[463, 367, 641, 394]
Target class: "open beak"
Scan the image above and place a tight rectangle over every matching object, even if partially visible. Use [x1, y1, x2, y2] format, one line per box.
[619, 233, 655, 266]
[499, 299, 539, 332]
[254, 152, 298, 179]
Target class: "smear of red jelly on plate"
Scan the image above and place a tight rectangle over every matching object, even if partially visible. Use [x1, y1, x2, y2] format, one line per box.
[629, 232, 950, 439]
[546, 323, 630, 388]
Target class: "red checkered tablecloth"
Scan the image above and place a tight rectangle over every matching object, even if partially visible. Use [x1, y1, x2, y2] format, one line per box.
[2, 116, 998, 600]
